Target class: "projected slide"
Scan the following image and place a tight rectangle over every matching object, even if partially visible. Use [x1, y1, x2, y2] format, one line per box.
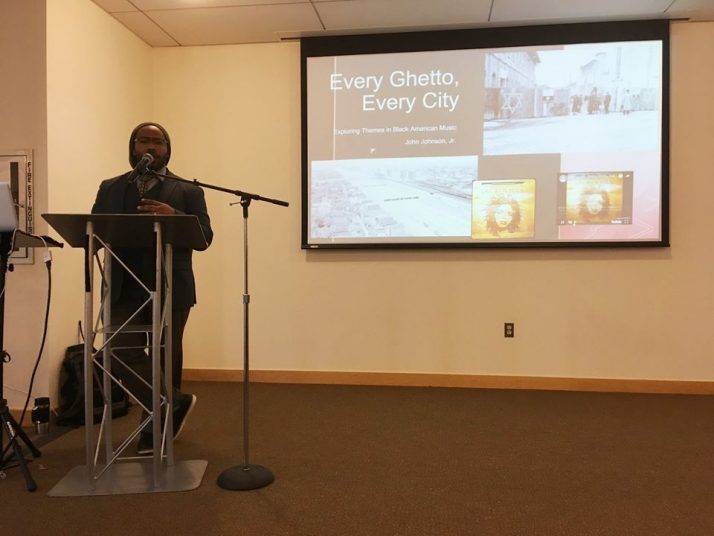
[303, 23, 666, 247]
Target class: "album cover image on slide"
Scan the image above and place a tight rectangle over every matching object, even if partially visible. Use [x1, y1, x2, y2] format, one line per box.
[310, 156, 478, 240]
[558, 171, 632, 225]
[482, 41, 661, 155]
[471, 179, 536, 239]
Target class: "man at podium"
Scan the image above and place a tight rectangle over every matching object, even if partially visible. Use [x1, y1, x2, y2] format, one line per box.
[91, 122, 213, 455]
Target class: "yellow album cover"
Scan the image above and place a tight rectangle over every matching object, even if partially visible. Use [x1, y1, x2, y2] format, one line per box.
[471, 179, 536, 239]
[563, 172, 625, 225]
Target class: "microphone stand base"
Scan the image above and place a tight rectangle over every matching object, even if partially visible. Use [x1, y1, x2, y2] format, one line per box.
[217, 464, 274, 491]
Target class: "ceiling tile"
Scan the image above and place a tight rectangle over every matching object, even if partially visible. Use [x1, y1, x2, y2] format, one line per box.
[491, 0, 673, 23]
[147, 4, 324, 45]
[315, 0, 492, 31]
[91, 0, 714, 47]
[666, 0, 714, 21]
[133, 0, 305, 8]
[113, 11, 180, 46]
[92, 0, 138, 12]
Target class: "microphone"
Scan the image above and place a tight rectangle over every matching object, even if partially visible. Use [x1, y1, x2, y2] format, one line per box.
[127, 153, 154, 184]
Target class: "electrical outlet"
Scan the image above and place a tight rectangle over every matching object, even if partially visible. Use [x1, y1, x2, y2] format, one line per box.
[504, 322, 514, 338]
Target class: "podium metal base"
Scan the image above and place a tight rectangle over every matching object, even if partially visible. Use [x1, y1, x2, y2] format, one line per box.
[47, 459, 207, 496]
[217, 464, 274, 490]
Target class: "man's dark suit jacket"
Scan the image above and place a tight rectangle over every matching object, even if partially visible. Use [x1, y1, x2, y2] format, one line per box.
[91, 170, 213, 310]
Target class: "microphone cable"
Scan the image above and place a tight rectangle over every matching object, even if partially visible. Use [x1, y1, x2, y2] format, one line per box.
[16, 238, 53, 428]
[0, 229, 18, 302]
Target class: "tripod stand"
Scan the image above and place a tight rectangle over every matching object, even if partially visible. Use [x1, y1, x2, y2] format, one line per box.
[0, 231, 40, 491]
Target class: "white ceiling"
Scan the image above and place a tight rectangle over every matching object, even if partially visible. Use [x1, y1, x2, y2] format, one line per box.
[91, 0, 714, 47]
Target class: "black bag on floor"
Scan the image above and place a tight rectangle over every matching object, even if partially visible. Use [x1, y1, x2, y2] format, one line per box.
[55, 343, 129, 426]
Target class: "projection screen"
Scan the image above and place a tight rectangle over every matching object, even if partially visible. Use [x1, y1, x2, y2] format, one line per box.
[301, 20, 669, 249]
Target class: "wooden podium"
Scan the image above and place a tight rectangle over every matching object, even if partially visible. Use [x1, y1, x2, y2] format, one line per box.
[43, 213, 208, 496]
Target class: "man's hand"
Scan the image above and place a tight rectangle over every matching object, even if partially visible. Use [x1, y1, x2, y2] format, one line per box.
[137, 198, 176, 215]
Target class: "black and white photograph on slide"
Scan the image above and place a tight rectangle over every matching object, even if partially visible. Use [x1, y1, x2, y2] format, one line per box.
[483, 41, 662, 155]
[310, 155, 477, 240]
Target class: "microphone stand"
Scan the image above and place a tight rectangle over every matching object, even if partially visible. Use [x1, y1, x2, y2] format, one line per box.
[150, 171, 287, 490]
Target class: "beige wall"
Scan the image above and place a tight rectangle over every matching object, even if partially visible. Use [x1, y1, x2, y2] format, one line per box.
[0, 0, 48, 409]
[43, 0, 153, 408]
[160, 22, 714, 383]
[4, 2, 714, 410]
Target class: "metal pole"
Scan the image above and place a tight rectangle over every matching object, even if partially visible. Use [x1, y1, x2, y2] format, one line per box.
[216, 197, 273, 490]
[242, 199, 250, 466]
[84, 221, 95, 487]
[151, 221, 162, 487]
[102, 245, 113, 463]
[165, 241, 174, 465]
